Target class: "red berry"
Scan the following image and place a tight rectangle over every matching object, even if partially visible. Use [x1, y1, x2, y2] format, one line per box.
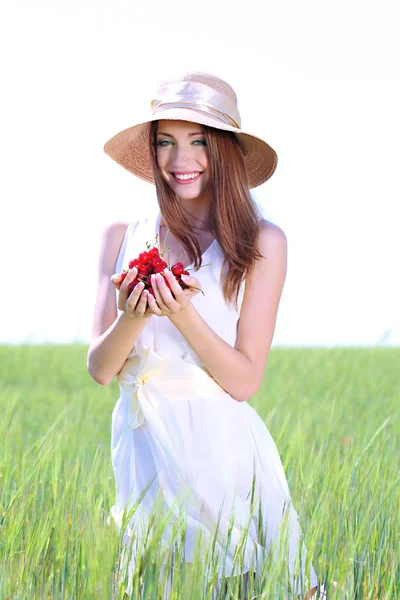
[120, 272, 127, 283]
[138, 251, 151, 265]
[172, 261, 184, 270]
[142, 264, 153, 275]
[150, 256, 163, 268]
[158, 260, 168, 269]
[128, 258, 142, 269]
[128, 278, 139, 291]
[125, 244, 199, 299]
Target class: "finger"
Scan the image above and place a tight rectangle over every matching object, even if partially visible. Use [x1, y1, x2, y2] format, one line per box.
[111, 272, 124, 290]
[119, 269, 141, 311]
[152, 272, 176, 309]
[163, 268, 185, 299]
[125, 280, 145, 312]
[135, 287, 149, 316]
[147, 292, 162, 315]
[149, 274, 167, 310]
[180, 273, 197, 287]
[120, 267, 137, 290]
[118, 268, 138, 306]
[180, 273, 202, 296]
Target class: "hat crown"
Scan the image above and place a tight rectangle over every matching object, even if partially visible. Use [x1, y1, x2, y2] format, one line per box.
[155, 72, 238, 108]
[152, 72, 241, 130]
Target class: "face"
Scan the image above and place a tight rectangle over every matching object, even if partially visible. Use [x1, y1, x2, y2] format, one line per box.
[155, 120, 211, 201]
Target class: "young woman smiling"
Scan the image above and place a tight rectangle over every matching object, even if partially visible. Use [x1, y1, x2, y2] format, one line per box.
[87, 72, 325, 599]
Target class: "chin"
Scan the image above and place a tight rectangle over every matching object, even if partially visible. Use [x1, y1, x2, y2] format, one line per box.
[171, 186, 208, 200]
[176, 190, 205, 200]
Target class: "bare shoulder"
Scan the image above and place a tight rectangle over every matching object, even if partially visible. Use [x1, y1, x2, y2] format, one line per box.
[97, 220, 130, 273]
[245, 217, 288, 305]
[90, 220, 129, 341]
[105, 220, 130, 235]
[234, 218, 288, 400]
[258, 218, 288, 254]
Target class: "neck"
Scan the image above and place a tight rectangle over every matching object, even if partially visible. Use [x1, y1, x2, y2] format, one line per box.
[160, 198, 213, 231]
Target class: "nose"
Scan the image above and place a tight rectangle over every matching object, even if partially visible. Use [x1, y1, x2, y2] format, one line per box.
[169, 143, 192, 168]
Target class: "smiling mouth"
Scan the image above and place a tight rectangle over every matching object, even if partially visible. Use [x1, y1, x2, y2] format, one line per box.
[171, 172, 202, 184]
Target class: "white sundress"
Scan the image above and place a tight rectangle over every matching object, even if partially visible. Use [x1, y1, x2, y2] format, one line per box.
[108, 210, 319, 598]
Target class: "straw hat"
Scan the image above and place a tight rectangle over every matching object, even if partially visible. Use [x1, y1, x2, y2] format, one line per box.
[104, 72, 278, 189]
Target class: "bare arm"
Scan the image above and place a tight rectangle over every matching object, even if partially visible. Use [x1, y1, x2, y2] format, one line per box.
[168, 305, 254, 401]
[87, 221, 153, 386]
[168, 221, 287, 401]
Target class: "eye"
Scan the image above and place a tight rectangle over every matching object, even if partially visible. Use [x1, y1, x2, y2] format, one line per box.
[157, 139, 173, 147]
[192, 139, 207, 146]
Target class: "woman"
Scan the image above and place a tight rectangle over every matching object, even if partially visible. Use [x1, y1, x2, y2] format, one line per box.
[87, 72, 323, 598]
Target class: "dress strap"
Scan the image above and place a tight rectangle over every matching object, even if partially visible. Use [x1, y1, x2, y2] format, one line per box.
[115, 219, 140, 274]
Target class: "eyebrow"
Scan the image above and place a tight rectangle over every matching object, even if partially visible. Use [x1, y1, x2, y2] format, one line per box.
[157, 132, 205, 137]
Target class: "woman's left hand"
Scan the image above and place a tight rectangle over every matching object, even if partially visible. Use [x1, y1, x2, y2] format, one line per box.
[147, 269, 202, 317]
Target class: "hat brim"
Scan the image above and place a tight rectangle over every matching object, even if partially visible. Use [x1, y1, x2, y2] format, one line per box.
[103, 108, 277, 188]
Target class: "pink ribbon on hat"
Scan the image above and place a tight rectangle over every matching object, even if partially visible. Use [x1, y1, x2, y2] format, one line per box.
[151, 81, 242, 129]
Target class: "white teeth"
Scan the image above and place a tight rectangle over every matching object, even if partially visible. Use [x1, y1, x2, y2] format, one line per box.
[174, 173, 199, 180]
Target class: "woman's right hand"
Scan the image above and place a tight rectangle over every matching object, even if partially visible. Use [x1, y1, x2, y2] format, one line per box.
[111, 267, 153, 319]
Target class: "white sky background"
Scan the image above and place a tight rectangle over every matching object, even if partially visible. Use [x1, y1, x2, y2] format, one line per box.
[1, 0, 399, 345]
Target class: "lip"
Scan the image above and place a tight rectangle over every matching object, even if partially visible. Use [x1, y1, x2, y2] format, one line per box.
[170, 171, 203, 185]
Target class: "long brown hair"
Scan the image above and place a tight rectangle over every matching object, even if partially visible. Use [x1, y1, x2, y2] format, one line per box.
[149, 121, 265, 311]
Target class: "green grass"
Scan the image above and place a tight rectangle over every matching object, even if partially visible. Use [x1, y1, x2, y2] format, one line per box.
[0, 346, 399, 599]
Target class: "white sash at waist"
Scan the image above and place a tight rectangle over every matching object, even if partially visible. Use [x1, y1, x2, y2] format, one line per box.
[117, 345, 228, 495]
[118, 345, 226, 429]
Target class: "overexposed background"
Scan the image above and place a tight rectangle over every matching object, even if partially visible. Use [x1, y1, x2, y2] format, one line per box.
[1, 0, 399, 345]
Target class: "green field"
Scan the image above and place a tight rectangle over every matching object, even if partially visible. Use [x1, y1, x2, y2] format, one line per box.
[0, 346, 399, 599]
